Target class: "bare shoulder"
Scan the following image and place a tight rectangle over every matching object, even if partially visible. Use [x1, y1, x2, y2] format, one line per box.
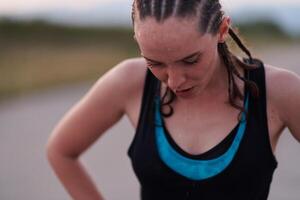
[109, 57, 147, 84]
[116, 57, 148, 94]
[92, 57, 147, 101]
[113, 57, 149, 126]
[264, 64, 300, 142]
[265, 64, 300, 107]
[98, 57, 148, 127]
[46, 57, 147, 157]
[108, 57, 147, 108]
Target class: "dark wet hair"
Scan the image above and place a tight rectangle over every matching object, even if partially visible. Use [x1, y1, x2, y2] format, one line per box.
[132, 0, 259, 121]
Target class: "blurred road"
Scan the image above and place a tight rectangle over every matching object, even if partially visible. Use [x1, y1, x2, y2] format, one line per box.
[0, 44, 300, 200]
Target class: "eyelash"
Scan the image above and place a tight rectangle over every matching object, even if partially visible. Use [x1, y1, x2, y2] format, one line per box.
[183, 60, 198, 65]
[146, 63, 162, 68]
[147, 59, 198, 68]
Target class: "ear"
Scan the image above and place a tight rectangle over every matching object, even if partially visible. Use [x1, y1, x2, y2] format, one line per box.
[218, 16, 231, 43]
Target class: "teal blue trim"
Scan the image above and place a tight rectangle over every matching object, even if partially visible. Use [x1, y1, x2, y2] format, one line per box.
[154, 93, 249, 180]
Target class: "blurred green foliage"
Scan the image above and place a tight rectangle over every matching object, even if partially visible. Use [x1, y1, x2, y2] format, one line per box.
[0, 19, 139, 100]
[0, 18, 298, 100]
[0, 18, 136, 47]
[235, 20, 296, 44]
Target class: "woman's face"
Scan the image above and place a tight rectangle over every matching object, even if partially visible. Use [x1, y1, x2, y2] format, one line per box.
[134, 17, 224, 99]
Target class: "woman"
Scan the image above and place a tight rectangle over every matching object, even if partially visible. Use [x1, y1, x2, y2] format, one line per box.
[46, 0, 300, 199]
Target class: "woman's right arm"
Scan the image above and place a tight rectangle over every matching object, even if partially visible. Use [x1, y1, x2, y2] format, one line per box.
[45, 58, 145, 200]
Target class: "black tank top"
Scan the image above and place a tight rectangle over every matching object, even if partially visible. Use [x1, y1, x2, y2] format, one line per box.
[127, 59, 278, 200]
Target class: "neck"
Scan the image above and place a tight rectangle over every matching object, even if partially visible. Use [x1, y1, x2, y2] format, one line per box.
[204, 53, 229, 95]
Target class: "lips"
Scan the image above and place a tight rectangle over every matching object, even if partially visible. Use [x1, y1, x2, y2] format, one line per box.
[175, 87, 194, 95]
[177, 88, 192, 92]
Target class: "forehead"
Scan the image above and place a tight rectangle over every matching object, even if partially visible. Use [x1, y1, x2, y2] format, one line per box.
[134, 17, 214, 58]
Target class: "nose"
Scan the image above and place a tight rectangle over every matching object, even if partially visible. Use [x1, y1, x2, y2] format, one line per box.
[166, 67, 186, 91]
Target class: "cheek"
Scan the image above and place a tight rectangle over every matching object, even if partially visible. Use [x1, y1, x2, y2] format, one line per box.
[188, 61, 209, 78]
[187, 57, 215, 81]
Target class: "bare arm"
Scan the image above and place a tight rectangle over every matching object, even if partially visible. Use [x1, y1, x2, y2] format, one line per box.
[46, 59, 143, 200]
[270, 67, 300, 142]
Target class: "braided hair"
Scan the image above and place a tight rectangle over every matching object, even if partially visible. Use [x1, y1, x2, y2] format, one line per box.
[132, 0, 259, 121]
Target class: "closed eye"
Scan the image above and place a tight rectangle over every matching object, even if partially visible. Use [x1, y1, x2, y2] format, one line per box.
[144, 59, 164, 67]
[182, 56, 199, 65]
[147, 62, 163, 67]
[183, 59, 198, 65]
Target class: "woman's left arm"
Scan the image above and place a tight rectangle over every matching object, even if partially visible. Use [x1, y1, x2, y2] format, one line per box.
[270, 67, 300, 142]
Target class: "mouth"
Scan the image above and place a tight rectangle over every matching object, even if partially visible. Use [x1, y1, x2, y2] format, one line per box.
[175, 87, 194, 95]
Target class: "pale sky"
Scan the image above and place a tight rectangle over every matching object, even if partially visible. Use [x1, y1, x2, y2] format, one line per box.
[221, 0, 300, 11]
[0, 0, 299, 15]
[1, 0, 299, 35]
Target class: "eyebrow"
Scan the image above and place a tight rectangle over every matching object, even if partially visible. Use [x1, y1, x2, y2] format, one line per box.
[142, 51, 202, 63]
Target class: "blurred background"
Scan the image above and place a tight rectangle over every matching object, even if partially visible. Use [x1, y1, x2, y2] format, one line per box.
[0, 0, 299, 199]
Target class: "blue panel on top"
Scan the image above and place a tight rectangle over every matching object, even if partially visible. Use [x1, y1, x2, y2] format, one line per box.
[154, 93, 249, 181]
